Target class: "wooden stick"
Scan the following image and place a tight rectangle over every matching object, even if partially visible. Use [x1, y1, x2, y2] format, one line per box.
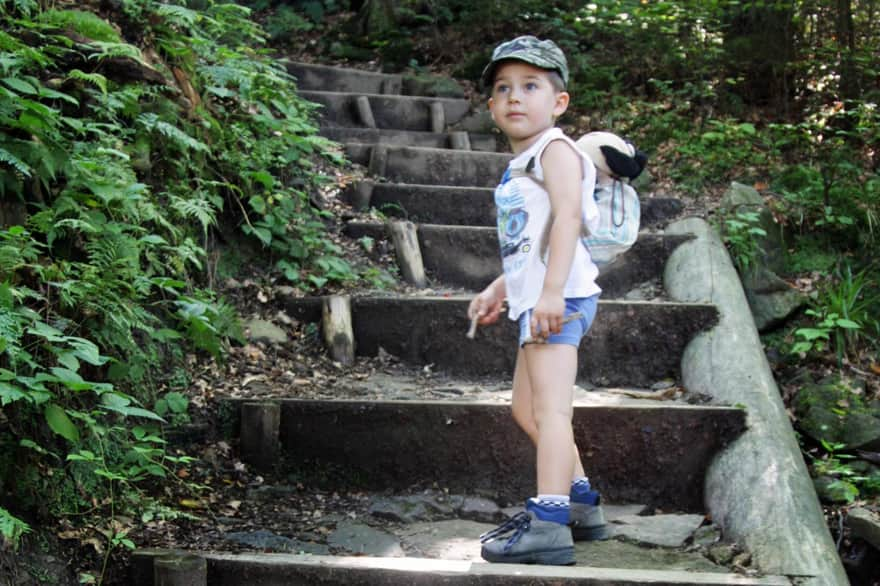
[522, 312, 583, 345]
[467, 312, 584, 342]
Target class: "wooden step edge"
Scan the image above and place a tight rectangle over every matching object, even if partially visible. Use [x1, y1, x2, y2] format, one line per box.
[131, 549, 793, 585]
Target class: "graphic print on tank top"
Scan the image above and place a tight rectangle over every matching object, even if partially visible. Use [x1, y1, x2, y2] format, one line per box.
[495, 168, 532, 272]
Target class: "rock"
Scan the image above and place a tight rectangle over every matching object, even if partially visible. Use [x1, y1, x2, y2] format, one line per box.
[224, 529, 328, 554]
[396, 519, 488, 560]
[847, 507, 880, 550]
[813, 475, 857, 503]
[328, 520, 404, 556]
[720, 182, 786, 273]
[691, 524, 722, 547]
[609, 513, 705, 548]
[640, 197, 684, 227]
[457, 496, 504, 523]
[369, 493, 454, 523]
[707, 543, 739, 565]
[244, 318, 288, 344]
[742, 266, 807, 331]
[792, 378, 880, 450]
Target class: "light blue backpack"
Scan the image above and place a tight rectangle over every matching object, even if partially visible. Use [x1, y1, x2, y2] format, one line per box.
[510, 131, 647, 267]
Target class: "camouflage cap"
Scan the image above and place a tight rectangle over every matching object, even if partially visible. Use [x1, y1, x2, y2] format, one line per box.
[481, 36, 569, 90]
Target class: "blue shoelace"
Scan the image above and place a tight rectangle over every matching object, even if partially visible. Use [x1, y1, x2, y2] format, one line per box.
[479, 512, 531, 553]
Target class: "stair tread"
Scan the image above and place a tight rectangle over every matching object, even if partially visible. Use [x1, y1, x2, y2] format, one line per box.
[134, 547, 790, 584]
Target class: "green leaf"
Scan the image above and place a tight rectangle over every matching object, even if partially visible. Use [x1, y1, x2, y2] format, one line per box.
[1, 78, 37, 95]
[69, 338, 109, 366]
[45, 403, 79, 442]
[0, 382, 28, 406]
[164, 391, 188, 414]
[49, 367, 94, 391]
[57, 351, 80, 372]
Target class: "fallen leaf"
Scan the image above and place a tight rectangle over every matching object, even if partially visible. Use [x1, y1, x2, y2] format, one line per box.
[871, 363, 880, 375]
[180, 498, 205, 509]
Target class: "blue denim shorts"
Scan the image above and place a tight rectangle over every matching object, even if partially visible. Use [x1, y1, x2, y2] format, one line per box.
[517, 295, 599, 347]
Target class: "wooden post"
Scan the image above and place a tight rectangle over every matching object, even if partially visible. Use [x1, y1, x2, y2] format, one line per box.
[239, 402, 280, 471]
[449, 131, 471, 150]
[154, 554, 206, 586]
[388, 220, 427, 288]
[429, 101, 446, 133]
[322, 295, 355, 365]
[368, 145, 388, 177]
[355, 95, 377, 128]
[346, 180, 375, 210]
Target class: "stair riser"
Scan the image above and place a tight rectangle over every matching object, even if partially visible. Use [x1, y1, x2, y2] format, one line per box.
[321, 128, 499, 151]
[286, 61, 402, 94]
[281, 297, 718, 388]
[344, 144, 511, 187]
[302, 91, 470, 131]
[363, 184, 682, 228]
[345, 222, 690, 296]
[224, 400, 744, 511]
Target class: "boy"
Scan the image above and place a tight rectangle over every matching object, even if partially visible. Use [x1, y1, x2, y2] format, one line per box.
[467, 36, 607, 566]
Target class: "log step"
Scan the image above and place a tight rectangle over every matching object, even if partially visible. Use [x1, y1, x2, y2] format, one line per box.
[132, 549, 791, 585]
[278, 295, 718, 388]
[321, 127, 499, 151]
[301, 91, 471, 131]
[286, 61, 404, 94]
[344, 143, 511, 187]
[354, 181, 683, 227]
[343, 222, 691, 296]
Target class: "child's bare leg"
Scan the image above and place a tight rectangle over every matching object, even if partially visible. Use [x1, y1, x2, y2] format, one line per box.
[511, 348, 585, 479]
[522, 343, 578, 495]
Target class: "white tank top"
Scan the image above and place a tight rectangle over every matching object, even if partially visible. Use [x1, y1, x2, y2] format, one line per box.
[494, 128, 602, 320]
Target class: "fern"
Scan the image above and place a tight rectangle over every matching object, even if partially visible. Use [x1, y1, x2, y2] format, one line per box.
[0, 145, 31, 176]
[155, 5, 202, 29]
[169, 193, 217, 234]
[137, 113, 209, 153]
[67, 69, 107, 94]
[86, 41, 143, 62]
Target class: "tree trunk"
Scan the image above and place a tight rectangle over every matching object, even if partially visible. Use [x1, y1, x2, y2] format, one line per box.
[721, 2, 796, 116]
[835, 0, 857, 101]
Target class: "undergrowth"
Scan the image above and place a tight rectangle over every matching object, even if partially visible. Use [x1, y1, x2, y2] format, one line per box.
[0, 0, 387, 579]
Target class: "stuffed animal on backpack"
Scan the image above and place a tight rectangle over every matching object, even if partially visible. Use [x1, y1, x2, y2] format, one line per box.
[573, 131, 648, 266]
[575, 131, 648, 187]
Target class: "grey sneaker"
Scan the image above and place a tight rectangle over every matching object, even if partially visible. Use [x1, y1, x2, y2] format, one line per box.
[569, 501, 609, 541]
[480, 511, 575, 565]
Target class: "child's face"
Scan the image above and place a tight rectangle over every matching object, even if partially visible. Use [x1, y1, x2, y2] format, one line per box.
[487, 61, 569, 153]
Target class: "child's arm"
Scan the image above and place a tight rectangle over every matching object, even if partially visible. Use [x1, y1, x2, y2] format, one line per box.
[468, 274, 506, 325]
[532, 140, 583, 338]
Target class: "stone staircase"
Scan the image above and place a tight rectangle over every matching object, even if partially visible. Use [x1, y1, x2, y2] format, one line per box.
[132, 63, 847, 585]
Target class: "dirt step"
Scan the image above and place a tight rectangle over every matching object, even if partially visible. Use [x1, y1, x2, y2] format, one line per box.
[132, 549, 790, 585]
[279, 295, 718, 388]
[344, 143, 510, 187]
[343, 221, 691, 296]
[285, 61, 404, 94]
[349, 182, 684, 228]
[225, 397, 743, 511]
[321, 127, 499, 151]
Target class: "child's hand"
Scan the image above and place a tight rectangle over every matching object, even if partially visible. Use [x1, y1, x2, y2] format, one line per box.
[531, 293, 565, 339]
[468, 286, 504, 325]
